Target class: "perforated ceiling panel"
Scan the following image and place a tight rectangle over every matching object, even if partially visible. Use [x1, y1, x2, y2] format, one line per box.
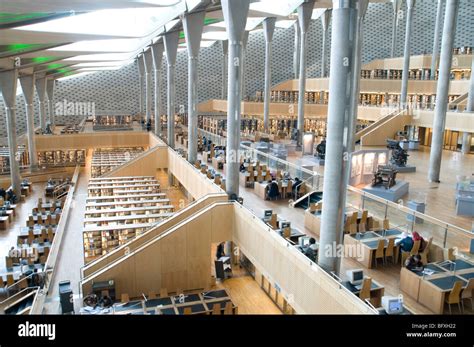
[1, 0, 473, 139]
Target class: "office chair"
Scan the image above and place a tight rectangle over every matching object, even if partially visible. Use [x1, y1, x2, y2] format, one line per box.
[358, 222, 367, 233]
[360, 210, 368, 226]
[447, 248, 456, 261]
[410, 240, 421, 256]
[159, 288, 168, 298]
[183, 307, 192, 315]
[445, 281, 463, 314]
[382, 219, 390, 230]
[349, 223, 358, 236]
[6, 274, 14, 286]
[212, 303, 222, 315]
[374, 240, 385, 267]
[359, 277, 372, 302]
[461, 278, 474, 312]
[385, 238, 395, 264]
[120, 293, 130, 303]
[420, 237, 433, 264]
[148, 292, 157, 299]
[223, 301, 233, 315]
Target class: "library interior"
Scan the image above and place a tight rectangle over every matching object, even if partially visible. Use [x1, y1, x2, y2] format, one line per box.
[0, 0, 473, 317]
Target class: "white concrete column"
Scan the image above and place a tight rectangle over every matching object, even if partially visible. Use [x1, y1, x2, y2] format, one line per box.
[221, 40, 228, 100]
[318, 0, 358, 273]
[428, 0, 459, 182]
[19, 74, 39, 170]
[164, 30, 180, 149]
[143, 49, 154, 124]
[46, 79, 55, 127]
[35, 77, 47, 132]
[221, 0, 250, 198]
[296, 0, 314, 149]
[391, 0, 402, 57]
[430, 0, 443, 80]
[321, 9, 332, 78]
[263, 17, 276, 132]
[183, 10, 206, 164]
[293, 22, 301, 79]
[151, 41, 164, 137]
[0, 69, 22, 194]
[137, 55, 145, 118]
[400, 0, 416, 108]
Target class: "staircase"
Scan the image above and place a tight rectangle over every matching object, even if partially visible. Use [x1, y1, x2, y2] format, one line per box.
[359, 109, 411, 147]
[1, 287, 38, 315]
[355, 108, 401, 144]
[292, 191, 323, 210]
[448, 92, 468, 111]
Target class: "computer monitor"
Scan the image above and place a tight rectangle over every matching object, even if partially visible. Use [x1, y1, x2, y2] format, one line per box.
[299, 236, 311, 247]
[264, 209, 273, 218]
[281, 221, 291, 229]
[346, 269, 364, 286]
[382, 296, 403, 315]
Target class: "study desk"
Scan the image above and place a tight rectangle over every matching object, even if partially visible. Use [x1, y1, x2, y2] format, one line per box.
[254, 180, 292, 200]
[111, 289, 236, 315]
[400, 259, 474, 313]
[343, 230, 402, 268]
[341, 280, 385, 308]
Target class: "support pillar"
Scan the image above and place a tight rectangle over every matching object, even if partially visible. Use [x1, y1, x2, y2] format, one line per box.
[321, 10, 332, 78]
[263, 17, 276, 132]
[163, 30, 180, 149]
[0, 70, 22, 194]
[221, 40, 228, 100]
[46, 79, 55, 128]
[296, 0, 314, 149]
[293, 22, 301, 79]
[35, 77, 47, 132]
[221, 0, 250, 198]
[428, 0, 459, 183]
[461, 54, 474, 154]
[143, 49, 154, 124]
[400, 0, 416, 108]
[151, 41, 164, 137]
[19, 74, 39, 171]
[391, 0, 402, 57]
[137, 55, 145, 119]
[183, 10, 206, 164]
[430, 0, 443, 80]
[318, 0, 358, 273]
[241, 31, 249, 100]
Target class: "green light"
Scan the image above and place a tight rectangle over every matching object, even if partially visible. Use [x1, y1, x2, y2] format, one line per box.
[179, 31, 185, 40]
[31, 56, 56, 63]
[204, 18, 221, 25]
[0, 12, 50, 24]
[47, 63, 63, 70]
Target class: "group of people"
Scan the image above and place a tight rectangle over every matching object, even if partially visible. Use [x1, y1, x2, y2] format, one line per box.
[0, 187, 17, 204]
[264, 176, 302, 200]
[396, 231, 428, 271]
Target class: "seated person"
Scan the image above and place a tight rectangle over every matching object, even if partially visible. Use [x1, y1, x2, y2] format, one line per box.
[412, 231, 426, 252]
[266, 180, 279, 200]
[6, 189, 16, 204]
[0, 188, 5, 199]
[292, 177, 302, 195]
[239, 162, 246, 172]
[303, 238, 318, 262]
[216, 242, 225, 260]
[405, 254, 424, 271]
[396, 232, 414, 252]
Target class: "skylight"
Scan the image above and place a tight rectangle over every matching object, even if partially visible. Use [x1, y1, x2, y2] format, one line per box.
[73, 60, 134, 67]
[15, 6, 184, 38]
[249, 0, 304, 17]
[48, 39, 145, 53]
[64, 53, 136, 61]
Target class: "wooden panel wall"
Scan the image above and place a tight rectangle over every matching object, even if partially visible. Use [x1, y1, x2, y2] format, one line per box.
[82, 193, 228, 278]
[81, 203, 233, 297]
[35, 131, 150, 151]
[361, 113, 412, 146]
[104, 146, 168, 178]
[167, 147, 224, 199]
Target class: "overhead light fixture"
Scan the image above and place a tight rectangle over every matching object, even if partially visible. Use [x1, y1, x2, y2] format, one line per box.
[249, 0, 304, 17]
[56, 71, 96, 81]
[64, 53, 136, 61]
